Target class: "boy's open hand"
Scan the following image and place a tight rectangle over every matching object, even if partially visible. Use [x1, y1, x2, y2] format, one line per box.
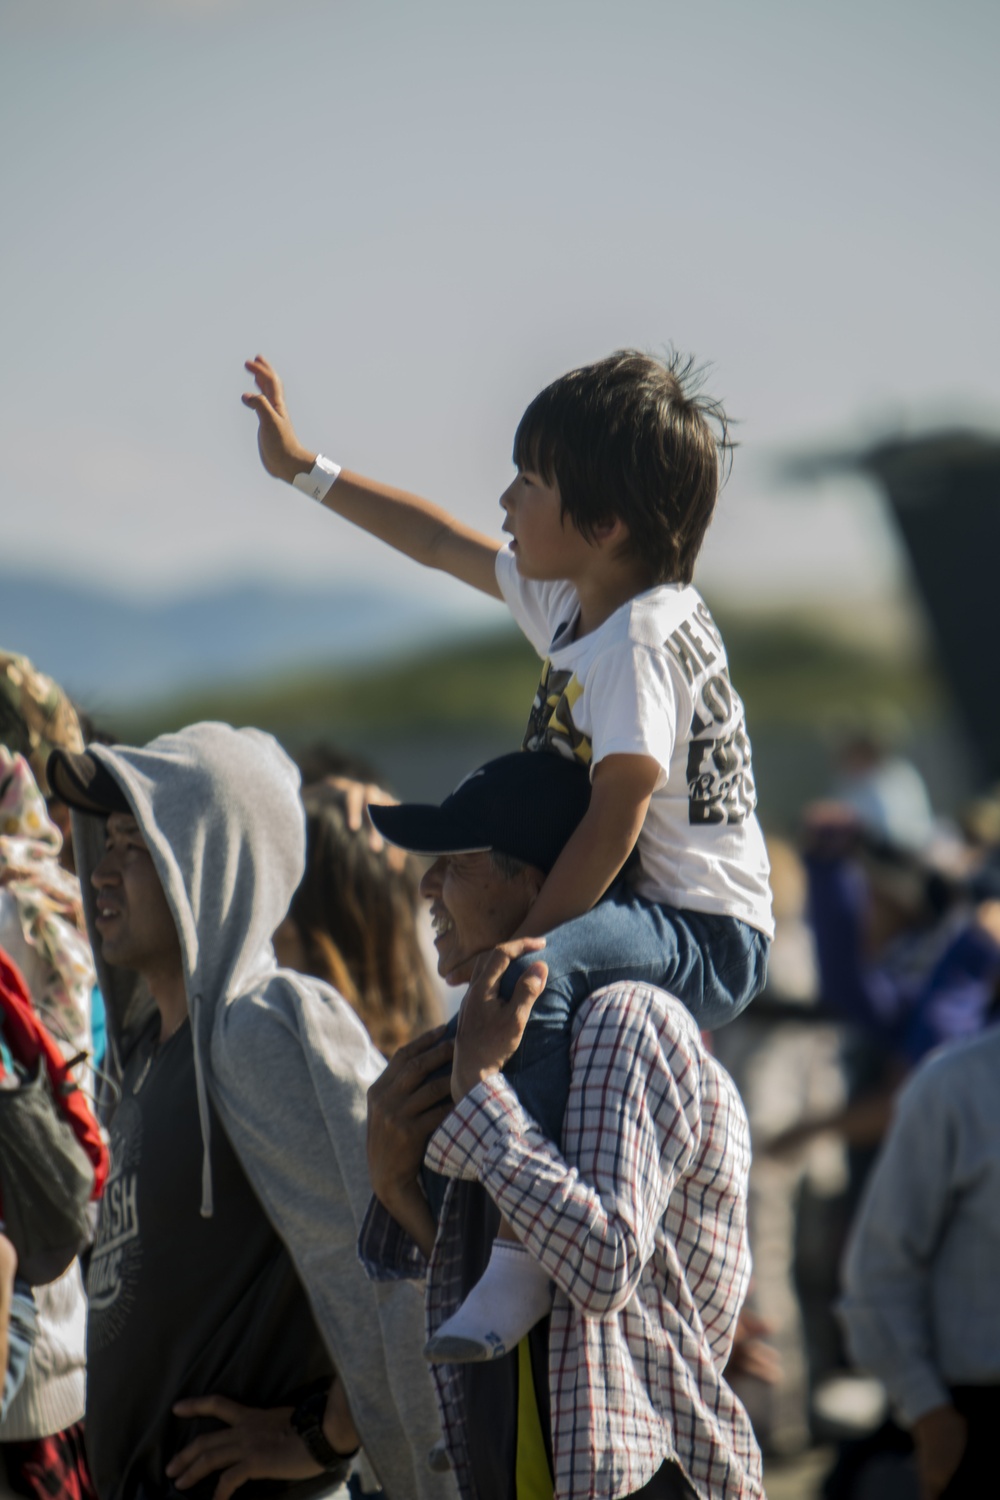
[242, 355, 315, 486]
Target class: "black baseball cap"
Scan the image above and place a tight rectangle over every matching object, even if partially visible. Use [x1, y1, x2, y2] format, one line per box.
[369, 751, 592, 874]
[46, 749, 131, 816]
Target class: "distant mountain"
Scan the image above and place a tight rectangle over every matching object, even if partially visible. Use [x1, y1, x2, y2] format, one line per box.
[0, 571, 465, 710]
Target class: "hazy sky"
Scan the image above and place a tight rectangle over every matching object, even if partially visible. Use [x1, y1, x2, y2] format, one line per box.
[2, 0, 997, 620]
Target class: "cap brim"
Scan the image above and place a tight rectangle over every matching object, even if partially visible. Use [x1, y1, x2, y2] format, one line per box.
[47, 749, 131, 816]
[368, 801, 491, 857]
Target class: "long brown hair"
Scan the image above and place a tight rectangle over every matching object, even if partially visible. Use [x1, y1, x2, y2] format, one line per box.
[288, 782, 441, 1056]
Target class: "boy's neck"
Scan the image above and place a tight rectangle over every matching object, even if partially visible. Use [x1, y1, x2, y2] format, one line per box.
[571, 558, 662, 639]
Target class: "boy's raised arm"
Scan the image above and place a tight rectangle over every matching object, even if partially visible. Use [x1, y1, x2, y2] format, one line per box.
[243, 355, 503, 600]
[503, 752, 662, 955]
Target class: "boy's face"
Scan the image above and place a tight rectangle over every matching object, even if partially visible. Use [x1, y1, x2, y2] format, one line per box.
[500, 469, 596, 583]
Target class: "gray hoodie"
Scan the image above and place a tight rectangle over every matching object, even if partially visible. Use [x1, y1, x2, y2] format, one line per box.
[73, 721, 454, 1500]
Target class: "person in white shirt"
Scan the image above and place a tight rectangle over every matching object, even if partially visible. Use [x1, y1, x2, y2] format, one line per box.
[840, 1023, 1000, 1499]
[243, 347, 773, 1360]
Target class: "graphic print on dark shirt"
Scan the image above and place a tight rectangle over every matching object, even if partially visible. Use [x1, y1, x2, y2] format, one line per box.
[86, 1018, 333, 1500]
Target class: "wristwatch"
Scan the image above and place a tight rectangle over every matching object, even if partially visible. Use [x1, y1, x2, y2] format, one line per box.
[290, 1390, 356, 1477]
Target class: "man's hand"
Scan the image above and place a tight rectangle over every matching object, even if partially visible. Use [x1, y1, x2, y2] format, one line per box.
[912, 1403, 968, 1500]
[242, 355, 315, 486]
[452, 939, 548, 1103]
[367, 1025, 455, 1256]
[724, 1308, 782, 1385]
[166, 1396, 320, 1498]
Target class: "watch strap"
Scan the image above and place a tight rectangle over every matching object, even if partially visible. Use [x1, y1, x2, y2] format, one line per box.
[291, 1389, 356, 1476]
[292, 454, 342, 504]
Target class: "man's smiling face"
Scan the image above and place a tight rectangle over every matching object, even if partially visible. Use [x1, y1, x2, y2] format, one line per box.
[419, 850, 543, 985]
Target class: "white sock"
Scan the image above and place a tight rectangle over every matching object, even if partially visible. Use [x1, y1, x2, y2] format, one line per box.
[424, 1239, 553, 1363]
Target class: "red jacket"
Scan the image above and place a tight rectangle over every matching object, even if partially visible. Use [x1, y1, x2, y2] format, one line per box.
[0, 945, 109, 1203]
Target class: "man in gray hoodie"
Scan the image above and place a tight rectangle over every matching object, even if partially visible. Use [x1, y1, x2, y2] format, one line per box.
[48, 722, 452, 1500]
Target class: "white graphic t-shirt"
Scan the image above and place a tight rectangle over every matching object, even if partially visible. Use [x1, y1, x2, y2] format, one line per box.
[497, 548, 774, 936]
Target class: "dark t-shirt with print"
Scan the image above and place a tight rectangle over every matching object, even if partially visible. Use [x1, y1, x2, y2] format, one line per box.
[86, 1018, 334, 1500]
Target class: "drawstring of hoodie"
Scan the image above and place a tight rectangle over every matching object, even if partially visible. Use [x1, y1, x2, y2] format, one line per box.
[189, 992, 214, 1217]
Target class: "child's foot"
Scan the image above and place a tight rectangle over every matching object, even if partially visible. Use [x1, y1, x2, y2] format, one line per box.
[424, 1240, 553, 1363]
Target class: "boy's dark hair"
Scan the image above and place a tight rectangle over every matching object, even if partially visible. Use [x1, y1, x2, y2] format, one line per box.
[513, 349, 732, 585]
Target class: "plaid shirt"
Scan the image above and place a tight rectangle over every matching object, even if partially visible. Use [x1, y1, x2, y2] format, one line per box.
[1, 1419, 97, 1500]
[360, 982, 763, 1500]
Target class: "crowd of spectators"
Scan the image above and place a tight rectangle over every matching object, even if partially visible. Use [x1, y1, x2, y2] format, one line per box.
[1, 633, 995, 1500]
[717, 731, 1000, 1498]
[3, 638, 996, 1500]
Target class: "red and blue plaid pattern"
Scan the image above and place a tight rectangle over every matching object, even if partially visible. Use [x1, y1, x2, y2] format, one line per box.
[2, 1419, 97, 1500]
[362, 982, 764, 1500]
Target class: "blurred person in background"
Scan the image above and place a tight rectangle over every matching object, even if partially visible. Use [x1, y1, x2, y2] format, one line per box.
[274, 781, 442, 1058]
[832, 721, 934, 855]
[801, 802, 1000, 1129]
[294, 745, 387, 796]
[714, 835, 848, 1458]
[771, 801, 1000, 1492]
[0, 753, 95, 1080]
[0, 655, 100, 1500]
[0, 653, 87, 879]
[293, 742, 451, 1020]
[0, 653, 106, 1072]
[839, 1021, 1000, 1499]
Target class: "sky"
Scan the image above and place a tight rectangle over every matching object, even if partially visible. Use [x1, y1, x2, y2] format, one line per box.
[2, 0, 998, 623]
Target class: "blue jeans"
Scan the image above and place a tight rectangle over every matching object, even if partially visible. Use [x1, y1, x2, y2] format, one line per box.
[2, 1277, 37, 1419]
[425, 884, 769, 1211]
[497, 883, 768, 1138]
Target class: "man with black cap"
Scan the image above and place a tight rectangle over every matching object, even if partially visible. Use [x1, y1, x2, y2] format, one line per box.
[362, 750, 764, 1500]
[47, 722, 453, 1500]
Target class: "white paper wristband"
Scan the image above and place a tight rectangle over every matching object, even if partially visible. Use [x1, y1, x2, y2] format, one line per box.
[292, 454, 342, 504]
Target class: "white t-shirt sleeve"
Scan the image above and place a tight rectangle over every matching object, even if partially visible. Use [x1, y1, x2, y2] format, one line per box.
[586, 643, 685, 784]
[495, 548, 580, 658]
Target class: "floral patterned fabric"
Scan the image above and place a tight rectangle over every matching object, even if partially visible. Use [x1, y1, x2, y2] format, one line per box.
[0, 652, 84, 799]
[0, 749, 94, 1060]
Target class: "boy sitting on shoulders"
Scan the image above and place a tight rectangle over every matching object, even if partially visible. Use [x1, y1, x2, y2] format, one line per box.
[243, 348, 773, 1361]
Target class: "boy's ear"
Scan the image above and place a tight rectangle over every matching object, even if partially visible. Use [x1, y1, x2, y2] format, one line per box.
[591, 516, 630, 551]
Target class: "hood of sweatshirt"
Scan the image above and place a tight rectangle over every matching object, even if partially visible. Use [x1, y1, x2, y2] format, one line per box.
[77, 720, 302, 1013]
[73, 721, 306, 1215]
